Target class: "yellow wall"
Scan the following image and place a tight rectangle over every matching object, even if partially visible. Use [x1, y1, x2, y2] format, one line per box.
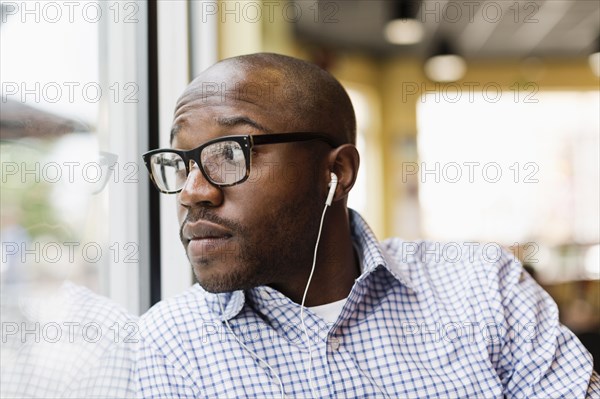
[328, 55, 384, 237]
[218, 0, 300, 59]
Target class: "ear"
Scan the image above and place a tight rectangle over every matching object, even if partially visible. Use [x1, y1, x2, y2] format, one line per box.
[327, 144, 360, 203]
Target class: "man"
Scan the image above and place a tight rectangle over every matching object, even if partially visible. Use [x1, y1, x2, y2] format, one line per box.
[137, 53, 599, 398]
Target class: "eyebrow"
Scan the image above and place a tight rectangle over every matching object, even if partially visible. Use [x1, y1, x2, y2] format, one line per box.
[170, 116, 271, 144]
[170, 125, 180, 143]
[215, 116, 272, 133]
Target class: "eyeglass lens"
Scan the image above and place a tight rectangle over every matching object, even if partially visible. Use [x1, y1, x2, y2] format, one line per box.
[149, 140, 247, 191]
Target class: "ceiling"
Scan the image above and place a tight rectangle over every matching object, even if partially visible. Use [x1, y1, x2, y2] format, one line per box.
[293, 0, 600, 59]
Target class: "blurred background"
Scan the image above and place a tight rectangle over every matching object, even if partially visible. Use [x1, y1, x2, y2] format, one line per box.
[1, 0, 599, 378]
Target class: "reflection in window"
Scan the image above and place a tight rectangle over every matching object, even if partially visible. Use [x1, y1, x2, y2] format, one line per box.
[0, 2, 135, 397]
[1, 0, 103, 292]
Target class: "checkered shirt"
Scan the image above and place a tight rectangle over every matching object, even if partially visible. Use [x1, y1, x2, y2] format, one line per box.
[136, 210, 600, 398]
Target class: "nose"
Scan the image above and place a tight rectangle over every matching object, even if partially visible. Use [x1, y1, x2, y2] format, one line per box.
[178, 162, 224, 208]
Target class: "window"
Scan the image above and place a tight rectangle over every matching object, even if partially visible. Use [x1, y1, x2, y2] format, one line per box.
[0, 0, 150, 312]
[1, 2, 149, 396]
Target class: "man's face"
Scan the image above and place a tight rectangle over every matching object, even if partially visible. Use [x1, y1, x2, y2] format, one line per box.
[172, 66, 329, 293]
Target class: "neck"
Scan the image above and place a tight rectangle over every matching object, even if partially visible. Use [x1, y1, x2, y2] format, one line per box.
[271, 206, 360, 306]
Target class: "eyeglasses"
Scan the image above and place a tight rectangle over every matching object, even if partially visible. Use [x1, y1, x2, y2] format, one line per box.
[142, 132, 339, 194]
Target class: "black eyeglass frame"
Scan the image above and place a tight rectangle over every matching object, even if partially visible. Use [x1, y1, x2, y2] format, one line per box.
[142, 132, 340, 194]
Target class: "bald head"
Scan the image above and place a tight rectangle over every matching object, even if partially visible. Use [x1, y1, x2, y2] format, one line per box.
[173, 53, 356, 146]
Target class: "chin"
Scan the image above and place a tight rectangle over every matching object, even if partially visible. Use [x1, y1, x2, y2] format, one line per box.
[195, 279, 233, 293]
[192, 263, 254, 293]
[193, 267, 232, 293]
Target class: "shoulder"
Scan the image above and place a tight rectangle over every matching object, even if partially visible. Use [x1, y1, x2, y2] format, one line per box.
[140, 284, 210, 326]
[383, 237, 520, 275]
[381, 238, 523, 309]
[136, 286, 209, 397]
[139, 284, 214, 343]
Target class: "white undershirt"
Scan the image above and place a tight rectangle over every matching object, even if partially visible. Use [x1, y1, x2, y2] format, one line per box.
[308, 298, 348, 325]
[308, 246, 360, 325]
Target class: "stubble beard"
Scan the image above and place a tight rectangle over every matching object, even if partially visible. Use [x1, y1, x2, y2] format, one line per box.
[191, 194, 323, 294]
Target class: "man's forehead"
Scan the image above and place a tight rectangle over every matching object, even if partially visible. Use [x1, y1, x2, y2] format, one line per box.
[176, 79, 299, 112]
[172, 84, 309, 145]
[169, 57, 346, 145]
[170, 107, 277, 145]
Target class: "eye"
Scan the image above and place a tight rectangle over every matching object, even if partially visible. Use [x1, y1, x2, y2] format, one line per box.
[223, 145, 234, 160]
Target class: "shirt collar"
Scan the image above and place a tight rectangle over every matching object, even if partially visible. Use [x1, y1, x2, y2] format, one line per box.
[201, 290, 243, 322]
[348, 209, 417, 292]
[203, 209, 417, 321]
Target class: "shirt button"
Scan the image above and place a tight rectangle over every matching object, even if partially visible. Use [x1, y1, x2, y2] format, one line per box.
[330, 339, 341, 351]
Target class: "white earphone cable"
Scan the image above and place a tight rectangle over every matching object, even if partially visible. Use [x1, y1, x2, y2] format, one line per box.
[299, 201, 330, 398]
[219, 174, 335, 399]
[218, 297, 286, 399]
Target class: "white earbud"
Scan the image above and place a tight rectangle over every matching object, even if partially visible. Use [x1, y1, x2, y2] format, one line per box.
[326, 172, 338, 206]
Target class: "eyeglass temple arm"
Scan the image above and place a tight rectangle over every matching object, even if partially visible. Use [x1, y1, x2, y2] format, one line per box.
[251, 133, 339, 147]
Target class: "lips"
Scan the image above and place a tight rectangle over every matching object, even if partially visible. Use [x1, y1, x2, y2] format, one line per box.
[182, 220, 233, 257]
[183, 220, 232, 241]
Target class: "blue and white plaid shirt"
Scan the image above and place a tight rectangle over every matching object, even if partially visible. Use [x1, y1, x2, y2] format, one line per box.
[136, 210, 599, 398]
